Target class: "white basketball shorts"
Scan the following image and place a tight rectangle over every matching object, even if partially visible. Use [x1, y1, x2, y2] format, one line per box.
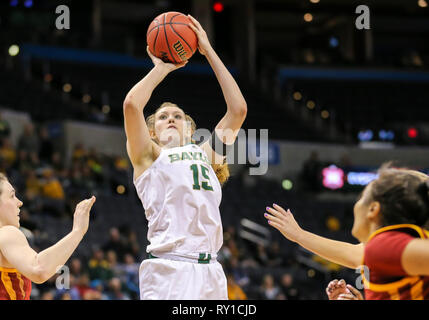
[139, 257, 228, 300]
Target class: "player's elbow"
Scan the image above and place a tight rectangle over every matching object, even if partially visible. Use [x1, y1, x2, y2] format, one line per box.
[30, 268, 50, 284]
[231, 102, 247, 119]
[29, 263, 52, 284]
[123, 96, 137, 112]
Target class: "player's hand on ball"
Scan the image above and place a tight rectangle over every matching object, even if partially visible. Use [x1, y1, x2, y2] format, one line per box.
[264, 204, 303, 243]
[146, 46, 188, 72]
[72, 196, 96, 236]
[187, 14, 212, 56]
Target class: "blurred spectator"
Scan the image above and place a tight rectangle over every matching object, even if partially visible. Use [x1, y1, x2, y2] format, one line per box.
[90, 279, 109, 300]
[279, 272, 300, 300]
[18, 123, 39, 155]
[117, 253, 139, 299]
[300, 151, 322, 192]
[0, 112, 11, 142]
[88, 248, 114, 282]
[39, 126, 55, 164]
[259, 274, 280, 300]
[227, 273, 247, 300]
[227, 256, 250, 289]
[0, 139, 16, 167]
[51, 151, 66, 175]
[40, 168, 66, 216]
[19, 208, 39, 233]
[105, 277, 130, 300]
[102, 227, 128, 262]
[266, 241, 285, 268]
[124, 230, 141, 262]
[74, 273, 99, 299]
[25, 170, 41, 198]
[40, 290, 55, 300]
[69, 257, 84, 278]
[255, 244, 269, 266]
[72, 143, 87, 162]
[60, 292, 72, 300]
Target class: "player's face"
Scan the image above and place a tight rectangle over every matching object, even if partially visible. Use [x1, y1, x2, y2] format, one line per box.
[352, 183, 373, 242]
[153, 106, 190, 147]
[0, 181, 23, 228]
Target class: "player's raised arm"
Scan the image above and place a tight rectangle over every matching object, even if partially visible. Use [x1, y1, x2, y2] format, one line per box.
[188, 15, 247, 161]
[0, 197, 95, 284]
[264, 204, 364, 269]
[123, 47, 187, 171]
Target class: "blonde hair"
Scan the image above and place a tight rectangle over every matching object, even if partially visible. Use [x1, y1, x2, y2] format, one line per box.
[0, 173, 7, 194]
[146, 102, 230, 186]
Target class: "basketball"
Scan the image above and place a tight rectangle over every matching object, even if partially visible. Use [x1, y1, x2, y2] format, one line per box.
[146, 12, 198, 64]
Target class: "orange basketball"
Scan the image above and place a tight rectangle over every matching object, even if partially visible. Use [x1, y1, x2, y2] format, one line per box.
[146, 12, 198, 64]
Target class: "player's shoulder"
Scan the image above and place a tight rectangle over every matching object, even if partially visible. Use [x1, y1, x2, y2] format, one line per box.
[0, 225, 24, 241]
[366, 230, 415, 257]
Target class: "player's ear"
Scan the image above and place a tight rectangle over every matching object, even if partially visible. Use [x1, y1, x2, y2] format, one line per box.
[149, 129, 157, 142]
[367, 201, 381, 220]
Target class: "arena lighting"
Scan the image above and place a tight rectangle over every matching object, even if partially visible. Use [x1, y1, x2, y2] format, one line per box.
[310, 0, 320, 3]
[23, 0, 33, 8]
[213, 2, 224, 12]
[102, 105, 110, 114]
[82, 94, 91, 103]
[379, 130, 394, 141]
[44, 74, 53, 82]
[63, 83, 72, 93]
[8, 45, 19, 56]
[10, 0, 18, 7]
[418, 0, 428, 8]
[329, 36, 339, 48]
[408, 127, 418, 139]
[304, 13, 313, 22]
[292, 91, 302, 101]
[282, 179, 293, 190]
[307, 269, 316, 278]
[322, 165, 344, 190]
[116, 185, 126, 194]
[358, 129, 373, 142]
[347, 172, 378, 186]
[306, 100, 315, 109]
[321, 110, 329, 119]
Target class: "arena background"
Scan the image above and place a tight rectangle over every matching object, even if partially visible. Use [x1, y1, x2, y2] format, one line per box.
[0, 0, 428, 300]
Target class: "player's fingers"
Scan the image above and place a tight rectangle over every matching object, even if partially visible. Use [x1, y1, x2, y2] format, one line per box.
[346, 285, 363, 299]
[267, 220, 283, 232]
[327, 280, 338, 289]
[338, 294, 357, 300]
[187, 14, 202, 29]
[272, 203, 289, 216]
[264, 213, 283, 226]
[188, 23, 199, 34]
[338, 279, 346, 287]
[266, 206, 287, 219]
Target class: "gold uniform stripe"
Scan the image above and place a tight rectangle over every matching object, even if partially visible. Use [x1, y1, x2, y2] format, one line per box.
[16, 273, 25, 299]
[410, 279, 424, 300]
[1, 272, 16, 300]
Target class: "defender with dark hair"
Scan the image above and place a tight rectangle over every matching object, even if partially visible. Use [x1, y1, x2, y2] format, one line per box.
[264, 165, 429, 300]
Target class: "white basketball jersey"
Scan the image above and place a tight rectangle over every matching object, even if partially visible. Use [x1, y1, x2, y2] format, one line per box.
[134, 143, 223, 258]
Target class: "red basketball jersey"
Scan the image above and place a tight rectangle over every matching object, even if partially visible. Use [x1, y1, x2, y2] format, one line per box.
[0, 267, 32, 300]
[361, 224, 429, 300]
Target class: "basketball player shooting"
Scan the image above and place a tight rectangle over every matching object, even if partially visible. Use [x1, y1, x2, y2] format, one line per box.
[123, 15, 247, 299]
